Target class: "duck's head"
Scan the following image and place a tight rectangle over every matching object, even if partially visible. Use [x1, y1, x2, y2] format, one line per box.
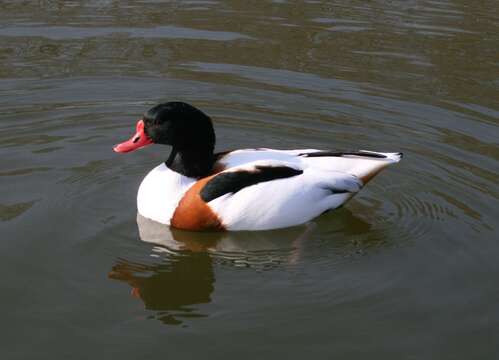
[113, 102, 215, 154]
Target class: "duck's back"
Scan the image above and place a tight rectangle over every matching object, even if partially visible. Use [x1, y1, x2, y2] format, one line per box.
[217, 148, 402, 185]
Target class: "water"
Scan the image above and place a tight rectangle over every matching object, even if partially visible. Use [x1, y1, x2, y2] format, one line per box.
[1, 1, 498, 358]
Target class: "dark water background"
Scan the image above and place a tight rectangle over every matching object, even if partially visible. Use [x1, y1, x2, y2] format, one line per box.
[1, 1, 498, 359]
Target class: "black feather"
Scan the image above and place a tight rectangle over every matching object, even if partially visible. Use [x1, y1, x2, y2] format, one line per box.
[200, 166, 303, 202]
[299, 151, 387, 159]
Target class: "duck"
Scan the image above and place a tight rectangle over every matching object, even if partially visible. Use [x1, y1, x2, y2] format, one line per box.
[114, 102, 402, 231]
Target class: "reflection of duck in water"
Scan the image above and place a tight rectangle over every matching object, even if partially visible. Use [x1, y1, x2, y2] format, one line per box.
[109, 209, 377, 325]
[136, 213, 318, 267]
[114, 102, 402, 231]
[108, 217, 315, 326]
[108, 252, 214, 326]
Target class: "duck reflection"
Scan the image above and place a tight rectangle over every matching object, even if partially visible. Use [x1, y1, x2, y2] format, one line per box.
[109, 209, 374, 325]
[108, 251, 214, 325]
[136, 213, 315, 266]
[109, 215, 315, 325]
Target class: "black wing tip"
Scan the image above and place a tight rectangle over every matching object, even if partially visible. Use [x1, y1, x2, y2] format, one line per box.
[300, 151, 388, 159]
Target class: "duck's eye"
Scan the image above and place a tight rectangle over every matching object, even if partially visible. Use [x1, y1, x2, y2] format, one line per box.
[132, 136, 140, 143]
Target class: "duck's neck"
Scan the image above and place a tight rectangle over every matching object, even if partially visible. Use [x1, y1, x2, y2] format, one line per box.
[166, 147, 215, 178]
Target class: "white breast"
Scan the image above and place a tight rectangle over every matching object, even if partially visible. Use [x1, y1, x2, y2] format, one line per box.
[137, 163, 195, 225]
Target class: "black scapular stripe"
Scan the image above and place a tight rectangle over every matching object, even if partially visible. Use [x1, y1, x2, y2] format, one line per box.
[200, 166, 303, 202]
[299, 151, 387, 159]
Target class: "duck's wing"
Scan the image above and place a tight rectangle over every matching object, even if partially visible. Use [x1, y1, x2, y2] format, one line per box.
[296, 150, 403, 185]
[214, 148, 316, 169]
[202, 159, 363, 231]
[201, 162, 303, 203]
[205, 159, 362, 201]
[215, 148, 402, 185]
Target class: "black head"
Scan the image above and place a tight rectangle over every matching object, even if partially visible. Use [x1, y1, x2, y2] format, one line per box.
[114, 102, 217, 177]
[143, 102, 215, 152]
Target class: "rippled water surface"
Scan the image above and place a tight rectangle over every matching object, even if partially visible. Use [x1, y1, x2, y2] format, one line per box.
[1, 1, 498, 359]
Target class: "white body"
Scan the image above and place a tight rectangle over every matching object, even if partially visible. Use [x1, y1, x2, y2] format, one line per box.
[137, 149, 402, 231]
[137, 163, 195, 224]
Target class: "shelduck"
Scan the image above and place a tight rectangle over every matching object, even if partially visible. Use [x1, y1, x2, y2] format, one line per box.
[114, 102, 402, 231]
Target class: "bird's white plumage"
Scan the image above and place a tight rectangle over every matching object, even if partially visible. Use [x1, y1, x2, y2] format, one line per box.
[137, 163, 195, 224]
[136, 149, 402, 230]
[207, 165, 358, 230]
[218, 148, 401, 180]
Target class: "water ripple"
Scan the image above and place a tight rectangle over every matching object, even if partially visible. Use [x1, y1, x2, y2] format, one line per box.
[0, 25, 252, 41]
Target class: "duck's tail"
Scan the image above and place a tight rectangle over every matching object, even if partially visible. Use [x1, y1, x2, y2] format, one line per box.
[352, 150, 403, 185]
[301, 149, 402, 185]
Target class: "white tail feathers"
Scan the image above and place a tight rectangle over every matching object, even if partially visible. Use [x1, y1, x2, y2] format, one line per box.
[358, 150, 403, 163]
[351, 151, 403, 185]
